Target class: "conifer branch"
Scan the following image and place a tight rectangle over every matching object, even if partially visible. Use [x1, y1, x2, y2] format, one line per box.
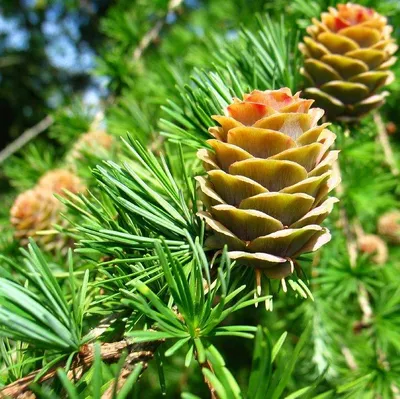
[332, 159, 358, 268]
[373, 111, 399, 177]
[2, 1, 400, 396]
[341, 347, 358, 371]
[132, 0, 183, 61]
[0, 116, 54, 165]
[352, 221, 373, 327]
[99, 357, 146, 398]
[0, 340, 160, 398]
[197, 357, 218, 399]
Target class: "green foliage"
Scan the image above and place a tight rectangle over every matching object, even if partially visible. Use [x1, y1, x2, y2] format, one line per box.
[63, 136, 202, 262]
[2, 142, 57, 191]
[2, 0, 400, 397]
[0, 242, 86, 351]
[49, 102, 94, 147]
[106, 94, 154, 142]
[124, 242, 267, 346]
[214, 15, 301, 92]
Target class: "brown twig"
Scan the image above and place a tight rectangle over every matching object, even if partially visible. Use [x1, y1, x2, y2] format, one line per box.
[0, 116, 54, 165]
[199, 359, 218, 399]
[0, 340, 160, 398]
[101, 366, 135, 399]
[352, 219, 378, 329]
[132, 0, 184, 61]
[373, 111, 399, 176]
[357, 283, 373, 327]
[332, 159, 358, 267]
[101, 352, 150, 399]
[341, 347, 358, 371]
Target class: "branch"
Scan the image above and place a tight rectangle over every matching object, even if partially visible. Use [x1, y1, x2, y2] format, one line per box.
[332, 159, 357, 267]
[132, 0, 184, 61]
[341, 347, 358, 371]
[0, 116, 54, 165]
[101, 355, 146, 399]
[373, 111, 399, 176]
[199, 359, 218, 399]
[0, 340, 160, 398]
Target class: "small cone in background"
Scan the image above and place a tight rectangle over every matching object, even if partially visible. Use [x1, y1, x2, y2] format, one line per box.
[378, 210, 400, 244]
[10, 170, 85, 251]
[386, 122, 396, 135]
[38, 169, 86, 196]
[300, 3, 397, 121]
[10, 189, 64, 249]
[196, 88, 339, 279]
[358, 234, 388, 265]
[66, 130, 114, 166]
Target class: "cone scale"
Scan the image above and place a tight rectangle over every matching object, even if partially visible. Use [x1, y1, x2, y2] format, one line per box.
[196, 88, 339, 279]
[300, 3, 397, 121]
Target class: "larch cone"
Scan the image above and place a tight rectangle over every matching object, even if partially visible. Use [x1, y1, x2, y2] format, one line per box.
[300, 3, 397, 121]
[196, 88, 339, 279]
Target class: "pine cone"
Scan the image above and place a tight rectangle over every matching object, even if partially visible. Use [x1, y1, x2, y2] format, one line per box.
[300, 3, 397, 121]
[38, 169, 86, 196]
[10, 188, 64, 249]
[358, 234, 388, 265]
[378, 210, 400, 243]
[11, 170, 85, 251]
[196, 88, 339, 279]
[66, 130, 114, 166]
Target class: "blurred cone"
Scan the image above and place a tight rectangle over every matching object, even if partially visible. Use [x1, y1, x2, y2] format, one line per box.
[38, 169, 85, 196]
[378, 210, 400, 243]
[66, 130, 114, 166]
[10, 188, 64, 250]
[11, 170, 85, 251]
[358, 234, 388, 265]
[300, 3, 397, 121]
[386, 121, 396, 135]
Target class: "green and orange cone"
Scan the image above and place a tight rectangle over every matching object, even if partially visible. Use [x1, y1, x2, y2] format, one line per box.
[10, 188, 64, 250]
[378, 210, 400, 244]
[66, 130, 114, 167]
[10, 169, 85, 251]
[300, 3, 397, 121]
[196, 88, 339, 281]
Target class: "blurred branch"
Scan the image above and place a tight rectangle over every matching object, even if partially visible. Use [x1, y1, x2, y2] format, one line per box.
[353, 221, 373, 327]
[332, 159, 358, 267]
[0, 116, 54, 165]
[341, 347, 358, 371]
[374, 111, 399, 176]
[0, 55, 24, 69]
[132, 0, 184, 61]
